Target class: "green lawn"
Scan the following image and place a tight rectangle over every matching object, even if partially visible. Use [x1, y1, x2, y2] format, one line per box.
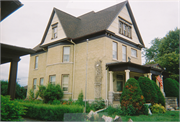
[100, 111, 179, 122]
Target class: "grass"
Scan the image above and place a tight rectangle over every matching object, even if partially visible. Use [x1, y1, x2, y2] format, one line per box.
[100, 111, 179, 122]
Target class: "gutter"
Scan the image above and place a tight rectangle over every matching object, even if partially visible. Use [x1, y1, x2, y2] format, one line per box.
[68, 39, 76, 100]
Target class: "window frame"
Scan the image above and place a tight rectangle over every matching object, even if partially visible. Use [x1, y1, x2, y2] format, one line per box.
[119, 17, 132, 39]
[61, 74, 69, 92]
[34, 56, 38, 69]
[33, 78, 37, 90]
[40, 78, 44, 86]
[63, 46, 70, 62]
[131, 48, 137, 58]
[49, 75, 56, 85]
[52, 23, 58, 39]
[122, 45, 127, 62]
[112, 41, 118, 60]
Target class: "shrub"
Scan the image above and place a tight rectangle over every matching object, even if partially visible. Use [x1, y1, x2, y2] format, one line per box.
[76, 90, 84, 106]
[142, 104, 149, 115]
[1, 80, 27, 99]
[164, 78, 179, 97]
[120, 78, 145, 115]
[150, 103, 166, 114]
[151, 80, 165, 106]
[20, 102, 83, 121]
[90, 98, 105, 111]
[138, 77, 158, 105]
[43, 83, 63, 103]
[107, 105, 122, 115]
[1, 95, 26, 121]
[51, 99, 61, 105]
[37, 85, 46, 99]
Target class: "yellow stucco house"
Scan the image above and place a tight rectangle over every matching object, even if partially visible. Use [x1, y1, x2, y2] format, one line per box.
[27, 1, 165, 104]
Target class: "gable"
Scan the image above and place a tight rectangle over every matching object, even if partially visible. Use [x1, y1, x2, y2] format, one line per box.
[107, 5, 141, 45]
[42, 12, 67, 46]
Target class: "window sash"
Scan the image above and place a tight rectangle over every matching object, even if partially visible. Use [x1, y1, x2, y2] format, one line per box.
[49, 75, 56, 84]
[123, 24, 126, 36]
[35, 56, 38, 69]
[119, 21, 122, 34]
[112, 42, 117, 59]
[63, 47, 70, 62]
[131, 49, 137, 57]
[40, 78, 44, 85]
[52, 24, 58, 39]
[33, 79, 37, 89]
[62, 75, 69, 91]
[122, 46, 127, 62]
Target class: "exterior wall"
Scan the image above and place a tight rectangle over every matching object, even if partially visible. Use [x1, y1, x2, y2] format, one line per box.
[43, 13, 67, 45]
[107, 5, 140, 45]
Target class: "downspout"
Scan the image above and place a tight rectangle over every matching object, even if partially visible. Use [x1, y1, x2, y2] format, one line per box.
[69, 39, 76, 100]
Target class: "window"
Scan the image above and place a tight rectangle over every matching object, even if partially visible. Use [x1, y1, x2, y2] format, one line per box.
[112, 42, 117, 60]
[127, 26, 131, 38]
[131, 48, 137, 57]
[119, 21, 122, 34]
[62, 74, 69, 91]
[63, 47, 70, 62]
[119, 17, 132, 39]
[116, 75, 124, 92]
[40, 78, 44, 85]
[122, 46, 127, 62]
[35, 56, 38, 69]
[123, 24, 126, 36]
[33, 78, 37, 90]
[49, 75, 56, 84]
[52, 24, 58, 39]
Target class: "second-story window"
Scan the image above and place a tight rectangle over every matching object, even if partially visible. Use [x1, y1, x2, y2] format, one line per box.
[112, 42, 117, 60]
[122, 45, 127, 62]
[63, 47, 70, 62]
[52, 24, 58, 39]
[131, 48, 137, 58]
[35, 56, 38, 69]
[49, 75, 56, 85]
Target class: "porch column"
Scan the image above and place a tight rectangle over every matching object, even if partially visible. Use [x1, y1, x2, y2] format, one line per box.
[147, 73, 152, 80]
[125, 69, 130, 82]
[8, 58, 20, 100]
[109, 71, 113, 104]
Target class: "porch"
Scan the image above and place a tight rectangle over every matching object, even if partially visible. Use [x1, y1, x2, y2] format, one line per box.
[106, 62, 167, 105]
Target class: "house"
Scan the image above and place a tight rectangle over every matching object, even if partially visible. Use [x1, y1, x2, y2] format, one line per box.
[27, 0, 165, 104]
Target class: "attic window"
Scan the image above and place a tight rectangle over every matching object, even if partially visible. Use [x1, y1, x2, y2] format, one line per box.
[52, 23, 58, 39]
[119, 17, 132, 39]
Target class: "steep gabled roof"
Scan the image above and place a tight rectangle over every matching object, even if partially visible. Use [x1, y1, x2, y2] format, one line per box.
[36, 0, 144, 51]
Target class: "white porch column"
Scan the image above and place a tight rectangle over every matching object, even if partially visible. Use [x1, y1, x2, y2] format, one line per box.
[144, 73, 148, 77]
[125, 70, 130, 82]
[147, 73, 152, 80]
[109, 71, 113, 104]
[109, 71, 113, 92]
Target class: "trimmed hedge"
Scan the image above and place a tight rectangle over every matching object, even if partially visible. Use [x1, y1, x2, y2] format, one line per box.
[151, 80, 165, 106]
[138, 77, 158, 105]
[19, 102, 83, 121]
[120, 78, 145, 115]
[1, 95, 26, 121]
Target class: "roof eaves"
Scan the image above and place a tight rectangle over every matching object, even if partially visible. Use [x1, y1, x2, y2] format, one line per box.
[126, 1, 145, 47]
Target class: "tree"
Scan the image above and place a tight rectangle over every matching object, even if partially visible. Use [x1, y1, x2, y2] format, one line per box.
[1, 80, 27, 99]
[143, 28, 179, 81]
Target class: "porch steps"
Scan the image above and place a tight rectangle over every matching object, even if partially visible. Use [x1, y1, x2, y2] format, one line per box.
[165, 97, 178, 110]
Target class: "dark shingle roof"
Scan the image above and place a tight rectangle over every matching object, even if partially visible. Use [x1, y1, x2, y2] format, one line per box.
[35, 0, 144, 51]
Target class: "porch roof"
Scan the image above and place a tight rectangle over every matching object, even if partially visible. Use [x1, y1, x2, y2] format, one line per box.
[106, 62, 164, 76]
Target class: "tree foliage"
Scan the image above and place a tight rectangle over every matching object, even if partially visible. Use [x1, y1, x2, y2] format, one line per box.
[143, 28, 179, 80]
[1, 80, 27, 99]
[138, 77, 158, 105]
[120, 78, 145, 115]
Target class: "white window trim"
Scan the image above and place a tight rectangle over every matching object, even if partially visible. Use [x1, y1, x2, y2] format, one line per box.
[49, 75, 56, 84]
[35, 56, 38, 69]
[33, 78, 37, 90]
[112, 42, 118, 60]
[131, 48, 137, 58]
[63, 46, 70, 62]
[52, 23, 58, 39]
[62, 74, 69, 92]
[122, 45, 127, 62]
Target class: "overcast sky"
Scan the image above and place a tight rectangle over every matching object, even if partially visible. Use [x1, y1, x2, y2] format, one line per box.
[0, 0, 179, 86]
